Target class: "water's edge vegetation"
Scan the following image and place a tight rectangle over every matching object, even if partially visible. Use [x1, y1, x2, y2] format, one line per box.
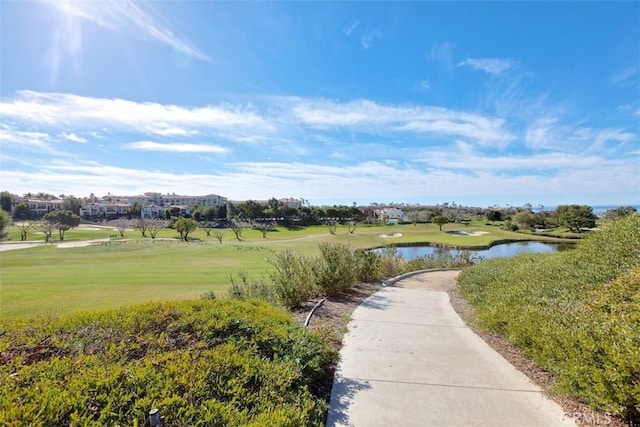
[458, 214, 640, 423]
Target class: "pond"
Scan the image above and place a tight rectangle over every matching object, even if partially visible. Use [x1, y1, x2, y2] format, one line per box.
[376, 241, 574, 260]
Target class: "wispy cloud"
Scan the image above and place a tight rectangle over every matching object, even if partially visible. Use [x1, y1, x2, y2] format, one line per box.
[458, 58, 514, 75]
[0, 128, 52, 146]
[0, 91, 270, 134]
[45, 0, 211, 62]
[430, 42, 455, 69]
[61, 132, 86, 143]
[525, 117, 636, 152]
[610, 65, 638, 86]
[290, 98, 515, 146]
[361, 29, 383, 49]
[344, 20, 360, 36]
[416, 80, 431, 91]
[415, 141, 612, 171]
[128, 141, 229, 153]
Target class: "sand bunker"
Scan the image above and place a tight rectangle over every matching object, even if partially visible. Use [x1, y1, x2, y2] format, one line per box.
[448, 230, 490, 237]
[378, 232, 403, 238]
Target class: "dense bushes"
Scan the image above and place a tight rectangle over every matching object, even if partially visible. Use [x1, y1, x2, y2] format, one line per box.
[458, 214, 640, 422]
[229, 243, 477, 308]
[0, 299, 337, 426]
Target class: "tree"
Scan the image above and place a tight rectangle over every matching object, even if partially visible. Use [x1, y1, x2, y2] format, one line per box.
[0, 209, 10, 240]
[230, 221, 244, 241]
[485, 210, 503, 223]
[164, 207, 181, 219]
[512, 211, 538, 231]
[126, 202, 143, 219]
[115, 218, 130, 237]
[325, 218, 338, 235]
[147, 218, 165, 239]
[236, 200, 264, 225]
[199, 221, 216, 237]
[603, 206, 638, 222]
[432, 215, 449, 231]
[38, 220, 54, 243]
[134, 218, 148, 237]
[15, 221, 33, 241]
[44, 210, 80, 240]
[551, 205, 597, 233]
[0, 191, 12, 212]
[347, 220, 359, 234]
[62, 196, 81, 215]
[12, 202, 30, 220]
[174, 218, 198, 241]
[213, 230, 225, 243]
[255, 222, 274, 238]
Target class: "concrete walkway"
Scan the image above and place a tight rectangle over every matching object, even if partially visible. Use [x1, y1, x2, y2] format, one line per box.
[326, 270, 573, 427]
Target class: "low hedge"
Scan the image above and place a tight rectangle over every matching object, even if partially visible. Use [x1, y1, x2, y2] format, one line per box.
[458, 214, 640, 422]
[0, 299, 337, 426]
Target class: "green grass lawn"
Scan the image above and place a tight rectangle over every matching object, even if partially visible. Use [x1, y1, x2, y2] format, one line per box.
[0, 222, 566, 319]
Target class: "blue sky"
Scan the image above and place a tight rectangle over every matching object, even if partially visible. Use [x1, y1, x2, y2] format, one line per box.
[1, 1, 638, 207]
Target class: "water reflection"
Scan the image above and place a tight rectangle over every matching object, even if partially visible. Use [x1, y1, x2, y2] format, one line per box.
[375, 241, 574, 260]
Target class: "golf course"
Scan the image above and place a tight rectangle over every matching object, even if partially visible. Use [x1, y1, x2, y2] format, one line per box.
[1, 221, 562, 319]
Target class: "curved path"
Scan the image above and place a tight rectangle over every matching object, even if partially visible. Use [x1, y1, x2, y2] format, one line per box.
[326, 270, 574, 427]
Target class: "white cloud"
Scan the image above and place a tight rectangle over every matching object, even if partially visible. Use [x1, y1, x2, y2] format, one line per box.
[61, 132, 86, 143]
[415, 147, 610, 171]
[0, 128, 51, 146]
[128, 141, 230, 153]
[458, 58, 514, 75]
[526, 117, 636, 152]
[2, 158, 639, 206]
[46, 0, 211, 62]
[144, 124, 200, 137]
[291, 98, 515, 146]
[0, 91, 270, 134]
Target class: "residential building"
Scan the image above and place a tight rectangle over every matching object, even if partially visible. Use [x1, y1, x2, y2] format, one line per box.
[376, 207, 408, 224]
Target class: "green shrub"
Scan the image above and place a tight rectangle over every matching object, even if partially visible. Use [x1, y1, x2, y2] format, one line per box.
[355, 250, 383, 282]
[313, 243, 361, 296]
[379, 247, 404, 278]
[458, 214, 640, 422]
[0, 299, 337, 426]
[267, 250, 317, 307]
[226, 272, 276, 304]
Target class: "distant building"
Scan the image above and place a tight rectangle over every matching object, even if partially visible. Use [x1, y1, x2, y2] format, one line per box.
[78, 191, 226, 219]
[376, 207, 408, 224]
[22, 198, 63, 216]
[79, 203, 129, 219]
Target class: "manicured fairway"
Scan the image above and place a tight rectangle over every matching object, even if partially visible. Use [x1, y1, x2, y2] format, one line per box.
[0, 222, 562, 319]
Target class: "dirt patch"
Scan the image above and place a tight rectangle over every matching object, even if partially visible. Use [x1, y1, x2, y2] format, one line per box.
[294, 282, 383, 346]
[395, 270, 460, 291]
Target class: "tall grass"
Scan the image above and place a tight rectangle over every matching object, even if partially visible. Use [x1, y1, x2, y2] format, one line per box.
[457, 214, 640, 422]
[227, 243, 477, 308]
